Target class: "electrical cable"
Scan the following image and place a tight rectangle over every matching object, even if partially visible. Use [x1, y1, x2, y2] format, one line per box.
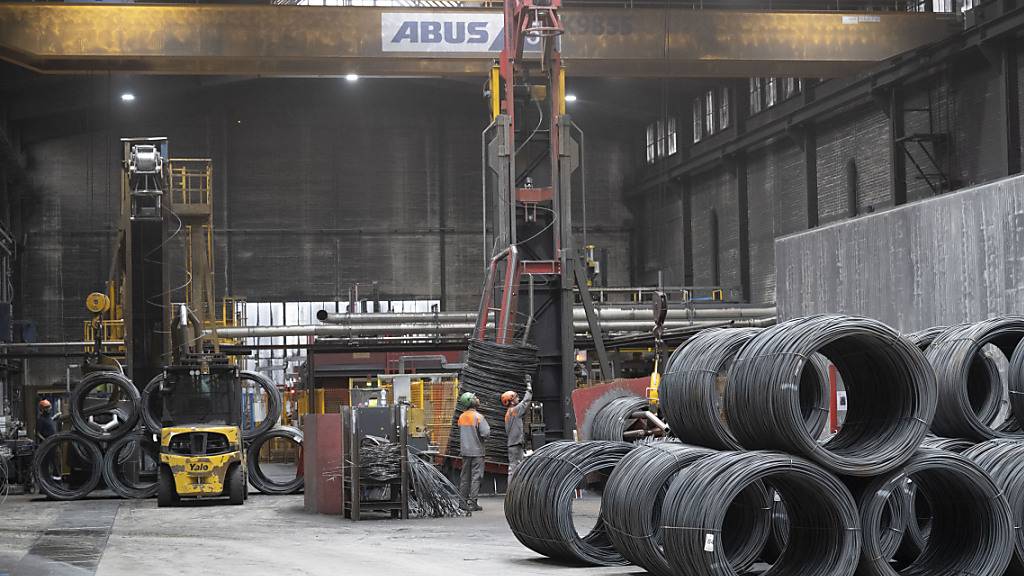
[601, 442, 769, 576]
[70, 371, 141, 442]
[448, 339, 538, 463]
[589, 395, 650, 442]
[660, 450, 861, 576]
[102, 432, 159, 499]
[962, 439, 1024, 574]
[725, 314, 936, 476]
[33, 432, 103, 501]
[856, 448, 1014, 576]
[504, 440, 635, 566]
[246, 425, 304, 495]
[926, 318, 1024, 440]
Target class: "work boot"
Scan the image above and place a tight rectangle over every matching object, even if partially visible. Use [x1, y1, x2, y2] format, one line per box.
[471, 500, 483, 512]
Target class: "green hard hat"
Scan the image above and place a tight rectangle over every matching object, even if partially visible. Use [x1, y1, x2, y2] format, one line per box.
[458, 392, 477, 409]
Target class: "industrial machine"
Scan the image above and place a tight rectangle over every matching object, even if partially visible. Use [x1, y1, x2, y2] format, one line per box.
[155, 352, 247, 507]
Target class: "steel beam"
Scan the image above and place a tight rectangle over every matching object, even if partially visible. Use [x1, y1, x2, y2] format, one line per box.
[0, 4, 958, 77]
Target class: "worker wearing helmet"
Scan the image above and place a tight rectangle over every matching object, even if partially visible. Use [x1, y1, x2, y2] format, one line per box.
[502, 374, 533, 479]
[457, 392, 489, 512]
[37, 398, 60, 481]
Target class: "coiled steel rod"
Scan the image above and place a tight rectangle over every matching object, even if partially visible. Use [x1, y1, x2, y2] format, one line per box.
[504, 441, 634, 566]
[661, 450, 861, 576]
[602, 442, 769, 576]
[962, 439, 1024, 574]
[725, 315, 935, 476]
[856, 448, 1014, 576]
[590, 396, 651, 442]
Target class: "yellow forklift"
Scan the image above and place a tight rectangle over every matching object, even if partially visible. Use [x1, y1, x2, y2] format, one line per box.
[155, 352, 247, 507]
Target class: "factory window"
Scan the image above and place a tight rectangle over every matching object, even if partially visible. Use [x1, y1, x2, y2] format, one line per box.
[693, 97, 703, 143]
[749, 78, 763, 115]
[718, 87, 730, 131]
[666, 117, 678, 156]
[704, 90, 716, 136]
[766, 77, 778, 108]
[784, 78, 802, 100]
[656, 120, 667, 159]
[646, 123, 657, 164]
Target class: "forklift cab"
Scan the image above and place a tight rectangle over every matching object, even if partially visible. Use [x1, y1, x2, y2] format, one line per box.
[157, 354, 247, 506]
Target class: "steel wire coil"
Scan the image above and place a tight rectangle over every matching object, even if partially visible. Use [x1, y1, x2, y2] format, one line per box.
[919, 435, 974, 453]
[1009, 340, 1024, 429]
[662, 327, 830, 450]
[239, 370, 283, 440]
[601, 442, 769, 576]
[504, 440, 634, 566]
[725, 315, 936, 476]
[962, 439, 1024, 574]
[448, 339, 538, 462]
[33, 432, 104, 500]
[590, 396, 650, 442]
[661, 450, 861, 576]
[904, 326, 949, 350]
[70, 371, 141, 442]
[102, 432, 159, 499]
[926, 318, 1024, 440]
[856, 448, 1014, 576]
[140, 373, 164, 433]
[246, 426, 304, 495]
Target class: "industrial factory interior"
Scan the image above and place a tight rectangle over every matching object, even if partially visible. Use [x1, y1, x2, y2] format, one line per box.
[3, 0, 1024, 574]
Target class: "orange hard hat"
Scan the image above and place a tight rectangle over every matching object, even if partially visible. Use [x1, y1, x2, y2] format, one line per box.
[501, 391, 517, 407]
[38, 399, 52, 410]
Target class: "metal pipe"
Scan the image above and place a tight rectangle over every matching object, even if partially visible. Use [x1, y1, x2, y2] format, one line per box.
[315, 306, 777, 324]
[0, 341, 124, 349]
[207, 317, 776, 340]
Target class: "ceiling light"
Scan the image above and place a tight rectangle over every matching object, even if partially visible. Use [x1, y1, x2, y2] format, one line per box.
[345, 74, 359, 82]
[565, 93, 578, 103]
[120, 92, 135, 102]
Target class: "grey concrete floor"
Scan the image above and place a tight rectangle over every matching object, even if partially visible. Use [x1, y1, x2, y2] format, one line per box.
[0, 492, 644, 576]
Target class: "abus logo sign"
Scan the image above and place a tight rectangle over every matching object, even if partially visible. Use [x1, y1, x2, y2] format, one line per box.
[381, 13, 542, 53]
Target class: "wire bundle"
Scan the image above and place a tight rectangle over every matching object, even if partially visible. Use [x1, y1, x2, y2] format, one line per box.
[102, 433, 159, 499]
[920, 435, 975, 453]
[448, 339, 538, 463]
[962, 439, 1024, 573]
[33, 432, 104, 500]
[856, 448, 1014, 576]
[407, 447, 466, 518]
[725, 315, 936, 476]
[589, 396, 650, 442]
[925, 318, 1024, 440]
[505, 440, 634, 566]
[70, 371, 141, 442]
[661, 450, 862, 576]
[359, 435, 402, 482]
[601, 442, 769, 576]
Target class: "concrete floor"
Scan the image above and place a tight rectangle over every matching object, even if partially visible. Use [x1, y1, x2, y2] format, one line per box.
[0, 492, 642, 576]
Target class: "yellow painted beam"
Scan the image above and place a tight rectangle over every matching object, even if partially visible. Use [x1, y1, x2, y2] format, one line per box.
[0, 4, 959, 77]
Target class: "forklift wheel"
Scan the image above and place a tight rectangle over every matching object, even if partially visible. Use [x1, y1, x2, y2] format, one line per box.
[227, 464, 244, 505]
[157, 469, 179, 508]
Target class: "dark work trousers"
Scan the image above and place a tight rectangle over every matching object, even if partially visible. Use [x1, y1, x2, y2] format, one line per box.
[507, 445, 525, 480]
[459, 456, 484, 505]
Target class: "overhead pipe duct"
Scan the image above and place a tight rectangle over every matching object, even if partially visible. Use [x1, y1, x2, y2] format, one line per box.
[315, 306, 776, 324]
[206, 317, 776, 340]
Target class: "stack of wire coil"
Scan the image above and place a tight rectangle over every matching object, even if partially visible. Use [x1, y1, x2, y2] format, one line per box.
[589, 396, 650, 442]
[448, 339, 538, 463]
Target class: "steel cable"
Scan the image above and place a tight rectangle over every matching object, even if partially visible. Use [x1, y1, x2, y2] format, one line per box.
[855, 448, 1014, 576]
[70, 371, 141, 442]
[239, 370, 283, 440]
[33, 432, 104, 501]
[504, 440, 634, 566]
[102, 432, 159, 499]
[449, 339, 538, 462]
[246, 425, 304, 495]
[660, 450, 861, 576]
[590, 396, 650, 442]
[601, 442, 769, 576]
[962, 439, 1024, 574]
[725, 314, 936, 476]
[407, 446, 466, 518]
[925, 318, 1024, 440]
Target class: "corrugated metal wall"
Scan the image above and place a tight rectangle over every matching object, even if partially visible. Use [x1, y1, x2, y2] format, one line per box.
[775, 174, 1024, 331]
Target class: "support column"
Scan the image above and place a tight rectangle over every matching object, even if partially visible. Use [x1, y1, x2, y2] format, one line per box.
[805, 126, 819, 228]
[735, 154, 751, 303]
[682, 177, 694, 286]
[890, 88, 908, 205]
[1005, 41, 1021, 175]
